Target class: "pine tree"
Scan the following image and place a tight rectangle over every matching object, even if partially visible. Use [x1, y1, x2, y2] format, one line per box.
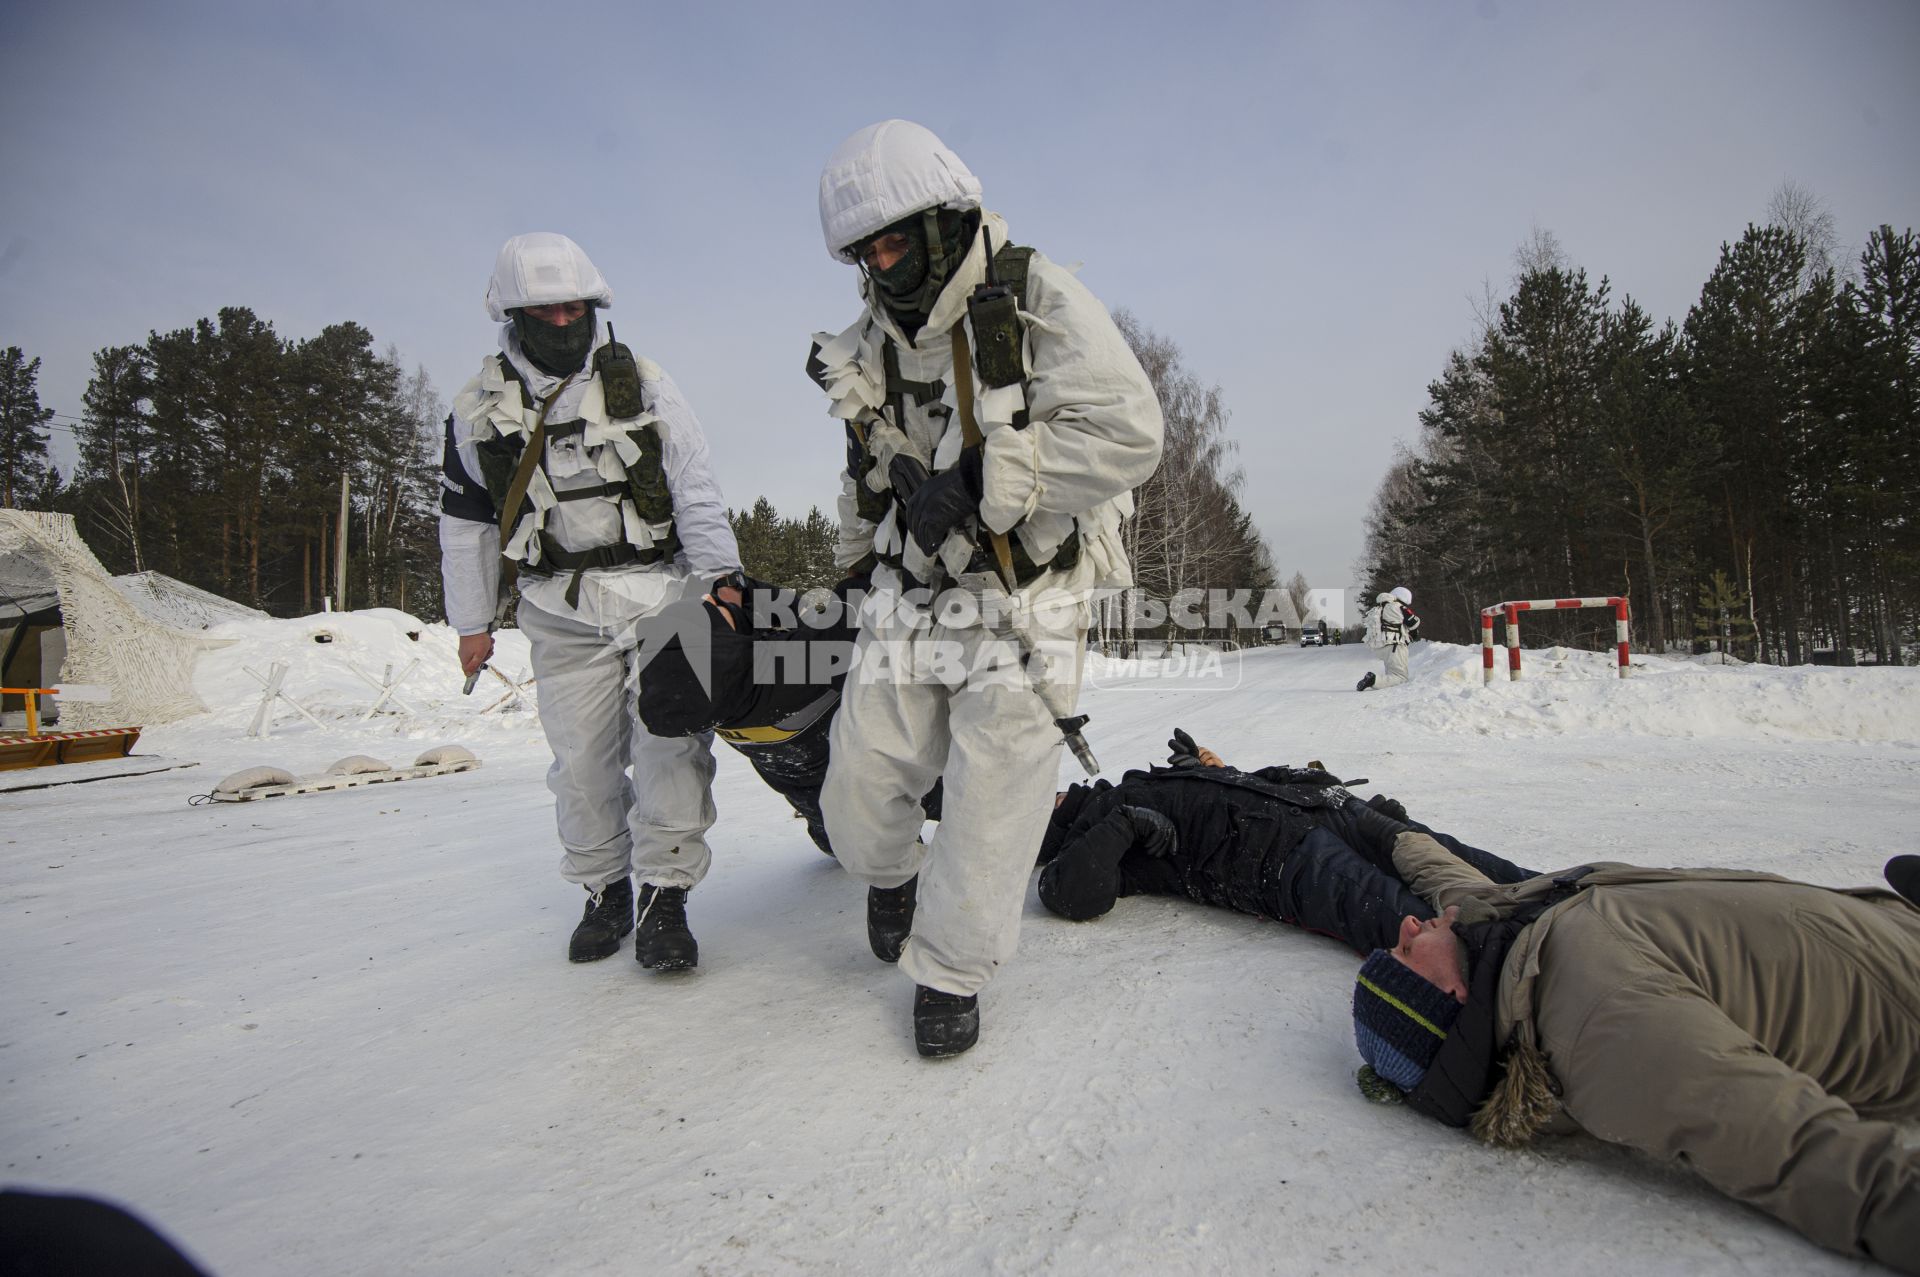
[1838, 226, 1919, 663]
[1479, 263, 1615, 602]
[74, 344, 155, 570]
[1365, 212, 1914, 664]
[1683, 225, 1829, 663]
[0, 347, 56, 509]
[1595, 304, 1710, 652]
[793, 506, 839, 593]
[730, 496, 785, 583]
[1694, 570, 1756, 661]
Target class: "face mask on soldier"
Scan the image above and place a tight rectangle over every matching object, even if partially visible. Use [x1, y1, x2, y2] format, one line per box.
[852, 209, 979, 321]
[512, 302, 597, 377]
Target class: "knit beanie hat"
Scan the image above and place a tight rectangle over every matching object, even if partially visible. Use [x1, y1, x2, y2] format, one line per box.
[1352, 950, 1463, 1092]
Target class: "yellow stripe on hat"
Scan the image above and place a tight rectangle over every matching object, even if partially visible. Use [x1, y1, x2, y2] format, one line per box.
[1357, 974, 1450, 1039]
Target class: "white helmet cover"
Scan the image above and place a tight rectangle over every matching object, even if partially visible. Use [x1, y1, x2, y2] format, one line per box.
[818, 119, 983, 263]
[484, 232, 614, 322]
[1391, 586, 1413, 606]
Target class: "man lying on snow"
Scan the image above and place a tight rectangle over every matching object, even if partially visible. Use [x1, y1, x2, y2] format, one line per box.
[1034, 731, 1534, 952]
[1351, 813, 1920, 1272]
[635, 573, 939, 856]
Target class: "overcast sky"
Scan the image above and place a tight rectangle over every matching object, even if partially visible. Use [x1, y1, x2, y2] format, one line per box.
[3, 0, 1916, 589]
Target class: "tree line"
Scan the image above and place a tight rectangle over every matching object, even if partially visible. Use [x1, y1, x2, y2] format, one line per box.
[3, 309, 444, 616]
[1360, 197, 1917, 665]
[7, 307, 1280, 640]
[1108, 311, 1278, 651]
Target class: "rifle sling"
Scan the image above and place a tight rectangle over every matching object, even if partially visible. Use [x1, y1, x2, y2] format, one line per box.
[948, 321, 1017, 592]
[495, 372, 578, 600]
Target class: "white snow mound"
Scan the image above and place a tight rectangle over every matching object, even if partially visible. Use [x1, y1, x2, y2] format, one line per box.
[1380, 641, 1920, 742]
[192, 607, 539, 742]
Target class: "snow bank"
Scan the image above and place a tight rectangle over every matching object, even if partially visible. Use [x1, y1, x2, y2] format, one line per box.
[1378, 641, 1920, 744]
[190, 608, 538, 739]
[179, 616, 1920, 752]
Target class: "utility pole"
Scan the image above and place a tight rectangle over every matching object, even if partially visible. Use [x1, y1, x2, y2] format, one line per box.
[336, 469, 349, 611]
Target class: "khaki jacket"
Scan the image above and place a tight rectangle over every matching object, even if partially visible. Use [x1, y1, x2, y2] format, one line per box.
[1393, 833, 1920, 1272]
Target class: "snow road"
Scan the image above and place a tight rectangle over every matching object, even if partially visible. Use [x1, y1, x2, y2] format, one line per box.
[3, 615, 1916, 1275]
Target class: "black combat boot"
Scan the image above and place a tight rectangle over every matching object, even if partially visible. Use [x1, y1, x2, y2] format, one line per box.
[1885, 855, 1920, 907]
[868, 876, 917, 963]
[913, 985, 979, 1058]
[635, 884, 698, 972]
[568, 876, 634, 963]
[1355, 671, 1377, 692]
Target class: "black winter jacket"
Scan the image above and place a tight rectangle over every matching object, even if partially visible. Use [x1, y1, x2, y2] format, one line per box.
[1036, 765, 1531, 953]
[634, 578, 937, 854]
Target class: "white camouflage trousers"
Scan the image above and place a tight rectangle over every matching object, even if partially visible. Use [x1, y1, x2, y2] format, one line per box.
[518, 600, 717, 892]
[822, 597, 1083, 996]
[1376, 642, 1410, 689]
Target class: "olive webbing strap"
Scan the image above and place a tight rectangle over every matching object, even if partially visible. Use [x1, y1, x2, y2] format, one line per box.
[495, 371, 579, 598]
[948, 321, 1017, 592]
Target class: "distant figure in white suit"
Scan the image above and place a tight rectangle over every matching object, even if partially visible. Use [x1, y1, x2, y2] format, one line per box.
[1357, 586, 1418, 692]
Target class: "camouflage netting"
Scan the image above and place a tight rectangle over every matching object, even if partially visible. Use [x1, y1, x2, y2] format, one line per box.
[0, 511, 221, 729]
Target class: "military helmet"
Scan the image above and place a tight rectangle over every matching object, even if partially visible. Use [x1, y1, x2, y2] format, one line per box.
[485, 232, 613, 322]
[818, 119, 982, 263]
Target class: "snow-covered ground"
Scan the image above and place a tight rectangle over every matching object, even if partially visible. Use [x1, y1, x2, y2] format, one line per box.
[4, 617, 1916, 1275]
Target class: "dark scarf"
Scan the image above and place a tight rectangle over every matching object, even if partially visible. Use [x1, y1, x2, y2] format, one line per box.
[512, 307, 597, 377]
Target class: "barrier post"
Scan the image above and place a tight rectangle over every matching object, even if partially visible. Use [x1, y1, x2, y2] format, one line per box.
[1479, 597, 1631, 685]
[1, 687, 55, 737]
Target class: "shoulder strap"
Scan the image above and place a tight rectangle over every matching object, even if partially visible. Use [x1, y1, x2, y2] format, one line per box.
[497, 372, 577, 552]
[1132, 764, 1351, 811]
[994, 243, 1035, 309]
[948, 320, 1019, 591]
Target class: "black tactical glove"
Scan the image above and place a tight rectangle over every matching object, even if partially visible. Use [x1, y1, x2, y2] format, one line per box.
[1341, 796, 1411, 866]
[887, 453, 931, 501]
[1166, 728, 1205, 769]
[1368, 794, 1409, 823]
[896, 447, 984, 556]
[706, 570, 750, 631]
[1121, 806, 1178, 858]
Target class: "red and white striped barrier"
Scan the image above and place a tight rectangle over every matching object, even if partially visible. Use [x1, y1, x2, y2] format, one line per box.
[1481, 597, 1630, 685]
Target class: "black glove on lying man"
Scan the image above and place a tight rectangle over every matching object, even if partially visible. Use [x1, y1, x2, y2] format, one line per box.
[1037, 804, 1180, 921]
[1166, 728, 1207, 769]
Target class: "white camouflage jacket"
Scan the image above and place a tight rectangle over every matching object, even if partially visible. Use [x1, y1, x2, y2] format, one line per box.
[810, 211, 1163, 602]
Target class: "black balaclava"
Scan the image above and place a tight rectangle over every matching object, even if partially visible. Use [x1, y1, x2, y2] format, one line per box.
[862, 208, 979, 336]
[511, 306, 597, 377]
